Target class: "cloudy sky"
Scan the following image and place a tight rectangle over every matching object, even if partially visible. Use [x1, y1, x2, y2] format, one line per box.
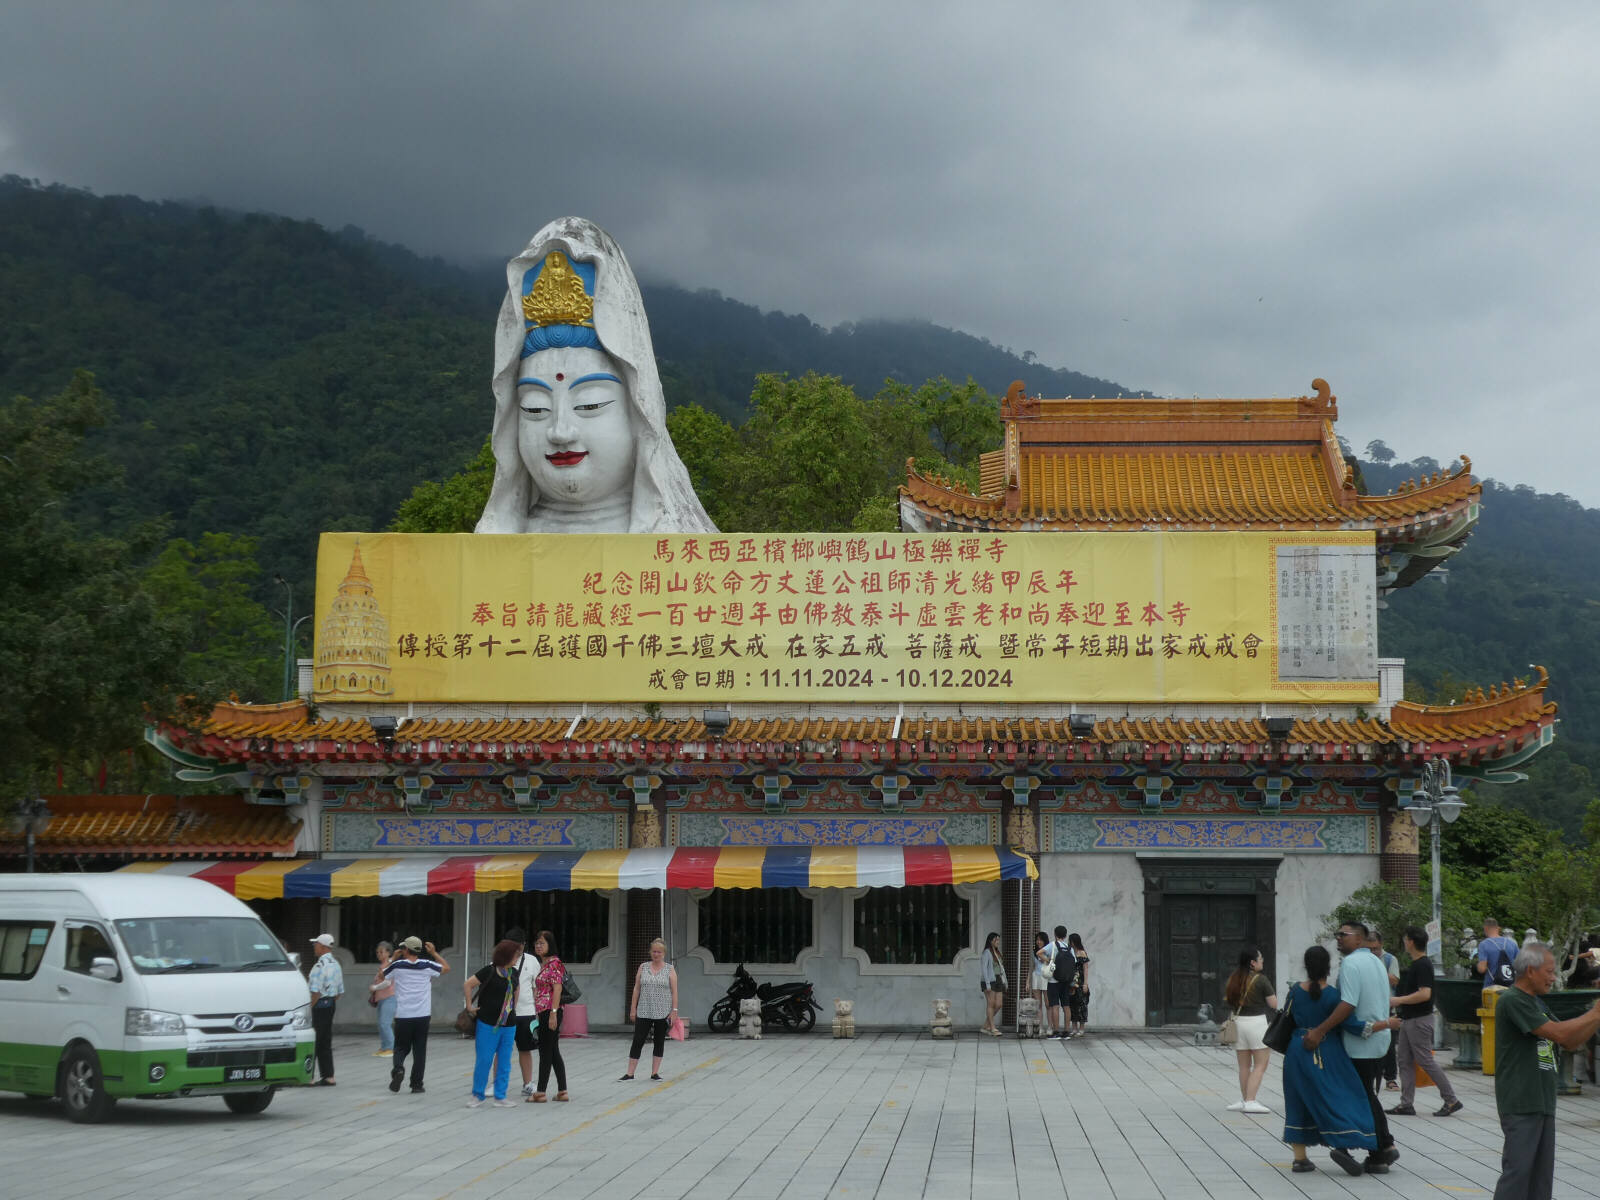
[3, 2, 1596, 502]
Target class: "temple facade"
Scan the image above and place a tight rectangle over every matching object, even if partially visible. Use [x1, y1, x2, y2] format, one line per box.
[41, 379, 1553, 1032]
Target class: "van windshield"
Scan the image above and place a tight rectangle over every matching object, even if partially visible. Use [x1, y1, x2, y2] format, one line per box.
[115, 917, 295, 974]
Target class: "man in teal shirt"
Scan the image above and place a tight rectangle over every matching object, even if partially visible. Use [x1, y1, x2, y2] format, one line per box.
[1492, 943, 1600, 1199]
[1304, 922, 1399, 1173]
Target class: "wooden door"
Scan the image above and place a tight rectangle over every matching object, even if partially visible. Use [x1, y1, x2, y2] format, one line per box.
[1160, 894, 1257, 1024]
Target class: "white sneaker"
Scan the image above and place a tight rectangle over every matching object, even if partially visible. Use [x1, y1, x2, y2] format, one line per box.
[466, 1096, 485, 1109]
[521, 1083, 535, 1098]
[1242, 1100, 1271, 1114]
[1226, 1100, 1246, 1111]
[493, 1098, 517, 1108]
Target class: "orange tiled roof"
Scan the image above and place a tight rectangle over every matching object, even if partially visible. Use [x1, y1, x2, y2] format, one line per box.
[0, 794, 300, 857]
[175, 673, 1554, 763]
[904, 380, 1480, 534]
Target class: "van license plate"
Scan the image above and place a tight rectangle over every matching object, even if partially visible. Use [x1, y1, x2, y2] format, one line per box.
[225, 1067, 264, 1082]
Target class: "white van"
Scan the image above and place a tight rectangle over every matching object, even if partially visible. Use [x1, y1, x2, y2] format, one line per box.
[0, 874, 314, 1121]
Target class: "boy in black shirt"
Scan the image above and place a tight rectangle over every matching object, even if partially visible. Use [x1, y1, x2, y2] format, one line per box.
[1386, 926, 1462, 1117]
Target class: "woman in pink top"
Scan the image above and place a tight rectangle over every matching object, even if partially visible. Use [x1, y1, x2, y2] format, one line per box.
[530, 930, 568, 1102]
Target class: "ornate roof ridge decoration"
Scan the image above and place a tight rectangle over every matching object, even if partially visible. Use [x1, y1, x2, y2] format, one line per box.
[1389, 665, 1555, 732]
[0, 794, 300, 857]
[160, 668, 1556, 770]
[902, 380, 1481, 587]
[208, 698, 311, 732]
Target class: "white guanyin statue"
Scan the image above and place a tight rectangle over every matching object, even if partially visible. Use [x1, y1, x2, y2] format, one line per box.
[476, 216, 717, 534]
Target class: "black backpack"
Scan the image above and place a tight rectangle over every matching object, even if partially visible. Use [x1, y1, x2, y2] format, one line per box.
[1483, 938, 1516, 987]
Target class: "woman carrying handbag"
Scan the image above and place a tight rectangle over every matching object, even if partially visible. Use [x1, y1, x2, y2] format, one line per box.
[1223, 946, 1277, 1113]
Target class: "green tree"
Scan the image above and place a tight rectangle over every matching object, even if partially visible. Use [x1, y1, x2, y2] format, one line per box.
[1429, 801, 1549, 873]
[1511, 836, 1600, 984]
[1321, 881, 1472, 968]
[735, 372, 883, 531]
[144, 532, 282, 701]
[391, 438, 495, 533]
[664, 404, 745, 531]
[0, 373, 193, 804]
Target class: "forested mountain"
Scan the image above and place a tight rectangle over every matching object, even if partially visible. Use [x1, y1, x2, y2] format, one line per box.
[1363, 455, 1600, 836]
[0, 175, 1131, 585]
[1, 176, 1595, 838]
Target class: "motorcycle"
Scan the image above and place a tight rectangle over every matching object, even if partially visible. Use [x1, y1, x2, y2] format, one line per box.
[706, 963, 823, 1033]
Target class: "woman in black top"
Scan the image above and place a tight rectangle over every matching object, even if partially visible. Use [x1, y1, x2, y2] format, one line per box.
[462, 939, 520, 1107]
[1066, 933, 1091, 1038]
[1224, 946, 1277, 1113]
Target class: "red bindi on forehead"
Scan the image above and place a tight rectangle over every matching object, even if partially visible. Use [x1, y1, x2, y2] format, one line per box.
[556, 372, 564, 381]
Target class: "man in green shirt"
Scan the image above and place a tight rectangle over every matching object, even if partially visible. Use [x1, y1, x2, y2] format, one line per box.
[1492, 942, 1600, 1200]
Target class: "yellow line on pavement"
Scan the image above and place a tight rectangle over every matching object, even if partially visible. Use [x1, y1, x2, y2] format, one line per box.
[440, 1056, 723, 1197]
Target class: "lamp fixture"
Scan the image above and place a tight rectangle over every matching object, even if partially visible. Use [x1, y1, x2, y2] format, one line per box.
[1068, 713, 1096, 738]
[702, 709, 731, 738]
[1264, 716, 1296, 739]
[369, 716, 398, 749]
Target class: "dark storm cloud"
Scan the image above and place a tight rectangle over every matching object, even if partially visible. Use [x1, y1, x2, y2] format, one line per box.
[3, 1, 1597, 501]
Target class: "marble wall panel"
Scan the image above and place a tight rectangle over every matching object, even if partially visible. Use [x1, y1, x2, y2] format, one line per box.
[1272, 854, 1379, 991]
[1037, 853, 1147, 1027]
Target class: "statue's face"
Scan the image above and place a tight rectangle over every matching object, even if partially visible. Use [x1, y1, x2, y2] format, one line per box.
[516, 345, 636, 506]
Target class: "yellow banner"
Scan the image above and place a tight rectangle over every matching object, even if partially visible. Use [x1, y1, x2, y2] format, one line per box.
[312, 531, 1377, 703]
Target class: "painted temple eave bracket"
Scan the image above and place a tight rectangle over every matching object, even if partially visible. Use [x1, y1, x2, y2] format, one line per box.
[144, 726, 254, 785]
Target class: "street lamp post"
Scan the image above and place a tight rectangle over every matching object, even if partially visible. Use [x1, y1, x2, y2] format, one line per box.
[288, 613, 312, 698]
[13, 797, 53, 873]
[273, 574, 294, 702]
[1407, 759, 1466, 1047]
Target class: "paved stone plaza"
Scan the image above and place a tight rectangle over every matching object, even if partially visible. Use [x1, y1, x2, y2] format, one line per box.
[4, 1031, 1599, 1199]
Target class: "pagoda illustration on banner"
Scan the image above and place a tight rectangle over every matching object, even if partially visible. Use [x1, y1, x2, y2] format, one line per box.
[314, 542, 394, 699]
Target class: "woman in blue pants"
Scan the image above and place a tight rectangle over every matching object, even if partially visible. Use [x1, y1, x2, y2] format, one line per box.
[463, 939, 521, 1107]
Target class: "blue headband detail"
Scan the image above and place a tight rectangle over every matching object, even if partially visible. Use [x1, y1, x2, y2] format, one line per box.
[523, 323, 603, 357]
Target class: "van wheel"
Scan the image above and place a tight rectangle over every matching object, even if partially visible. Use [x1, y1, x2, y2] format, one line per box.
[223, 1091, 274, 1115]
[60, 1046, 116, 1123]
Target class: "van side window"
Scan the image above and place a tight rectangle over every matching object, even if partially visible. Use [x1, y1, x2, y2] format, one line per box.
[0, 921, 53, 980]
[65, 923, 116, 976]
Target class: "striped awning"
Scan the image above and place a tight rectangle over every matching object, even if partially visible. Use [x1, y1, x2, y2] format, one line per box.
[120, 845, 1036, 898]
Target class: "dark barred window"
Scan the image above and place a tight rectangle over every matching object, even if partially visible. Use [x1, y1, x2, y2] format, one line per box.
[853, 885, 970, 965]
[496, 891, 611, 963]
[698, 888, 813, 964]
[336, 895, 455, 960]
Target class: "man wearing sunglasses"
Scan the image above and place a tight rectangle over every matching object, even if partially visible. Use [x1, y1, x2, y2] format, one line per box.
[1303, 923, 1401, 1174]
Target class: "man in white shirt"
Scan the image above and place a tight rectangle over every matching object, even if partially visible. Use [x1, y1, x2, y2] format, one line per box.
[1047, 925, 1073, 1039]
[381, 935, 450, 1094]
[503, 927, 540, 1099]
[307, 933, 344, 1085]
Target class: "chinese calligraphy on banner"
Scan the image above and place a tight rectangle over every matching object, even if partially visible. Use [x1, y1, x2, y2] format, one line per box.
[312, 531, 1378, 703]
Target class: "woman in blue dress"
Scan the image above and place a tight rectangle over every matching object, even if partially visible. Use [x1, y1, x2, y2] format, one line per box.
[1281, 945, 1377, 1175]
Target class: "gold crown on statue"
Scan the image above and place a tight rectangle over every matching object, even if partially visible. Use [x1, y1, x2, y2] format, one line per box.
[521, 251, 594, 328]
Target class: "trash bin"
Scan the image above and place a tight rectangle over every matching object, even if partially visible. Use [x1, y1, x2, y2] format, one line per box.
[1479, 986, 1506, 1075]
[559, 1003, 588, 1038]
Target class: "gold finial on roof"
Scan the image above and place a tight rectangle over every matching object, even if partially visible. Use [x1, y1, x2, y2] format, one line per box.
[521, 250, 595, 328]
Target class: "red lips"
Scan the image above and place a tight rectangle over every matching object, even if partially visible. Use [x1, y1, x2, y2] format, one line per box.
[546, 452, 588, 467]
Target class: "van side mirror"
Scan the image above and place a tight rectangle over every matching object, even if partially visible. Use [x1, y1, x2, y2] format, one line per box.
[89, 957, 121, 981]
[288, 952, 302, 969]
